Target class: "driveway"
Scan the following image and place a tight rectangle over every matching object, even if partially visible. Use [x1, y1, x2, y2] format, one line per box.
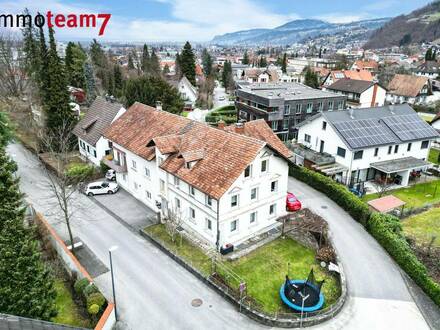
[288, 177, 429, 330]
[7, 142, 431, 330]
[213, 81, 233, 109]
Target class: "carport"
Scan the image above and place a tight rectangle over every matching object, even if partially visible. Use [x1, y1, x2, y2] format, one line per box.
[370, 157, 430, 187]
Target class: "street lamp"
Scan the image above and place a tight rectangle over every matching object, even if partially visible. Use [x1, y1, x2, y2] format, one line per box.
[109, 246, 119, 322]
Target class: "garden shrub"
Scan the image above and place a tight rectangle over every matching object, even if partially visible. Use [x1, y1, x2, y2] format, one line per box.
[74, 278, 90, 295]
[66, 163, 95, 181]
[368, 213, 440, 306]
[100, 160, 110, 174]
[86, 292, 106, 310]
[289, 165, 371, 225]
[87, 304, 100, 316]
[84, 283, 99, 297]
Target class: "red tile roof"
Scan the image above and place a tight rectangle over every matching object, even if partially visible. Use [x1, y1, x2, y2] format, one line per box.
[104, 103, 290, 199]
[387, 74, 429, 98]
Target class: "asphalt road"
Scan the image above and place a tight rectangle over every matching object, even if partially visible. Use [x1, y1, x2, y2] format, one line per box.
[7, 142, 430, 330]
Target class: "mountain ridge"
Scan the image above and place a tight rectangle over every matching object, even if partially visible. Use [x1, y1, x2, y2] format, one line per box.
[211, 18, 390, 46]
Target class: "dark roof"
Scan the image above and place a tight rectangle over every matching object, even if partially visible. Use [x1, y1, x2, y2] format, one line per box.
[370, 157, 430, 173]
[73, 96, 124, 146]
[299, 104, 439, 150]
[327, 78, 375, 94]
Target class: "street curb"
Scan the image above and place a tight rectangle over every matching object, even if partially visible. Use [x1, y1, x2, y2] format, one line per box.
[139, 229, 347, 328]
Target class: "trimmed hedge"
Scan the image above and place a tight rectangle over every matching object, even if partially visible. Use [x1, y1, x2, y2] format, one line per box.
[367, 213, 440, 306]
[289, 165, 371, 225]
[66, 163, 95, 181]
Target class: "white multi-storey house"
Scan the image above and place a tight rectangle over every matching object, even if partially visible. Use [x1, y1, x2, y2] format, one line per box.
[103, 103, 292, 250]
[73, 96, 126, 166]
[296, 104, 439, 188]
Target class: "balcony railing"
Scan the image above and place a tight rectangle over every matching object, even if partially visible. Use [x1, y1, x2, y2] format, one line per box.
[102, 155, 127, 173]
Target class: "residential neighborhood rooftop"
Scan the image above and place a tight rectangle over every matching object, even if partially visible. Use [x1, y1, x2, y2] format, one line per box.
[387, 74, 429, 97]
[327, 78, 377, 94]
[238, 81, 342, 101]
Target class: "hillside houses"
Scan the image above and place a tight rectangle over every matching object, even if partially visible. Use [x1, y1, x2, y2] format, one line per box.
[386, 74, 431, 105]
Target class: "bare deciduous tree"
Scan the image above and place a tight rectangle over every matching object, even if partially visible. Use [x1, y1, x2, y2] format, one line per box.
[39, 120, 89, 251]
[164, 205, 185, 243]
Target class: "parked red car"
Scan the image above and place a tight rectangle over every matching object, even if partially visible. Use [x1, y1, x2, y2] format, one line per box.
[286, 192, 302, 211]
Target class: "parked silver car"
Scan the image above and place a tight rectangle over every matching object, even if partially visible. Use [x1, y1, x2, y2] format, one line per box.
[105, 169, 116, 181]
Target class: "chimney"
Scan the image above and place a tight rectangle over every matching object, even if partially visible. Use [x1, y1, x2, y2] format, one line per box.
[349, 108, 354, 119]
[156, 101, 162, 111]
[217, 120, 226, 130]
[235, 121, 244, 134]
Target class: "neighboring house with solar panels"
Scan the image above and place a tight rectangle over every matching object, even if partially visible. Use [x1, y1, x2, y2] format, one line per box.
[296, 104, 439, 187]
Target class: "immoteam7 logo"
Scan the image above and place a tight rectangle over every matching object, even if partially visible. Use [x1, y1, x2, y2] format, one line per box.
[0, 12, 111, 36]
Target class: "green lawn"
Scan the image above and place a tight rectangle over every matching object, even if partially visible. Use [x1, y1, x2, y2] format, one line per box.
[403, 208, 440, 247]
[226, 238, 340, 313]
[144, 224, 211, 275]
[145, 225, 340, 313]
[363, 180, 440, 208]
[429, 148, 440, 165]
[181, 111, 190, 117]
[51, 279, 91, 328]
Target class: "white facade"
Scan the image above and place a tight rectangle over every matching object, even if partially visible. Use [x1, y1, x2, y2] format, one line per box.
[112, 144, 288, 248]
[298, 115, 432, 187]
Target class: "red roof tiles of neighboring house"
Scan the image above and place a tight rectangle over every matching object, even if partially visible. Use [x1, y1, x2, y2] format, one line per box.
[387, 74, 429, 98]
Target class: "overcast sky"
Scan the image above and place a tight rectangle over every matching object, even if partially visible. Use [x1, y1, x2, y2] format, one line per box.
[0, 0, 432, 42]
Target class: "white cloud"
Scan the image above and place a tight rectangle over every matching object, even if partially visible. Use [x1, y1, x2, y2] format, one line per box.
[362, 1, 397, 12]
[0, 0, 300, 41]
[314, 12, 371, 24]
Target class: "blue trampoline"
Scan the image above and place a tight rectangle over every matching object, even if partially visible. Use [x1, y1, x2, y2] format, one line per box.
[279, 270, 325, 312]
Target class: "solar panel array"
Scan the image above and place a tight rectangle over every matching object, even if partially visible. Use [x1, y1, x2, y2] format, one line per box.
[382, 114, 439, 141]
[333, 119, 398, 149]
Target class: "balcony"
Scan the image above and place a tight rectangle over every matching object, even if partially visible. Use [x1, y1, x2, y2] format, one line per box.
[102, 154, 127, 173]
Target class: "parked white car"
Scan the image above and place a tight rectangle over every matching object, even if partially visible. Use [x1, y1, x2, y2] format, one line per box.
[85, 181, 119, 196]
[105, 169, 116, 181]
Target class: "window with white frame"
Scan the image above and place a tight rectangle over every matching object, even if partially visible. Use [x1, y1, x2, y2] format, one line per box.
[304, 134, 311, 143]
[189, 185, 195, 196]
[283, 119, 289, 130]
[145, 190, 151, 199]
[132, 160, 137, 170]
[145, 167, 150, 177]
[261, 159, 268, 172]
[284, 104, 290, 115]
[295, 104, 302, 114]
[328, 100, 334, 111]
[206, 218, 212, 231]
[230, 219, 238, 232]
[306, 103, 313, 113]
[206, 195, 212, 207]
[174, 176, 180, 187]
[189, 207, 195, 220]
[271, 121, 278, 130]
[269, 203, 276, 216]
[250, 187, 258, 200]
[244, 165, 252, 178]
[250, 211, 257, 224]
[175, 197, 181, 209]
[271, 181, 278, 192]
[338, 100, 344, 110]
[160, 179, 165, 193]
[318, 101, 324, 112]
[231, 194, 239, 207]
[134, 182, 139, 190]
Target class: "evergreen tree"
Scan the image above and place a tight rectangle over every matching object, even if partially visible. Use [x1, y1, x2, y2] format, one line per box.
[179, 42, 196, 85]
[128, 53, 135, 70]
[175, 52, 182, 78]
[0, 148, 57, 320]
[162, 64, 170, 75]
[113, 65, 123, 97]
[150, 49, 161, 77]
[258, 56, 267, 68]
[44, 27, 75, 142]
[281, 53, 287, 73]
[201, 48, 213, 77]
[433, 49, 437, 61]
[65, 42, 86, 88]
[141, 44, 150, 73]
[0, 112, 13, 148]
[84, 61, 96, 103]
[123, 76, 184, 114]
[21, 8, 39, 76]
[304, 66, 319, 89]
[90, 39, 106, 68]
[242, 51, 249, 65]
[221, 60, 233, 91]
[37, 23, 49, 103]
[425, 48, 433, 61]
